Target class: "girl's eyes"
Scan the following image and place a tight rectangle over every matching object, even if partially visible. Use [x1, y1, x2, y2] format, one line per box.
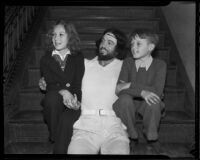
[52, 33, 65, 37]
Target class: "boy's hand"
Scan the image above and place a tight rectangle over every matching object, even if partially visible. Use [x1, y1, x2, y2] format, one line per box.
[141, 90, 160, 106]
[39, 77, 47, 91]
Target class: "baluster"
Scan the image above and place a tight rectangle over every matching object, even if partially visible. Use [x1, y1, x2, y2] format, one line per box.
[24, 7, 27, 31]
[4, 6, 39, 77]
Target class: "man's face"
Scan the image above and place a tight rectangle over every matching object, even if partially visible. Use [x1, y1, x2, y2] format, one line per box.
[98, 32, 117, 60]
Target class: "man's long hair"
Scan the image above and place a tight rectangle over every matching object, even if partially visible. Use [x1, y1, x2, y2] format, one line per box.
[96, 28, 128, 60]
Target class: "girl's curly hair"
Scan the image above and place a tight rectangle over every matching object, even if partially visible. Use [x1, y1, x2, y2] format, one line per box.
[46, 19, 81, 54]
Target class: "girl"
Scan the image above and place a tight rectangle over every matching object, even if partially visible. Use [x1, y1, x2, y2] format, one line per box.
[39, 19, 84, 153]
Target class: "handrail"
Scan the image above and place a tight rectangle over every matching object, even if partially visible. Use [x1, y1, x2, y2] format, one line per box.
[3, 6, 38, 80]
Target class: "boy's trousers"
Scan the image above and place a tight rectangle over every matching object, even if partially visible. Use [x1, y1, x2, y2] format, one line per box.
[113, 94, 164, 141]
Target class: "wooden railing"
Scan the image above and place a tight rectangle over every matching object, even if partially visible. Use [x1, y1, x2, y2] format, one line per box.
[4, 6, 39, 81]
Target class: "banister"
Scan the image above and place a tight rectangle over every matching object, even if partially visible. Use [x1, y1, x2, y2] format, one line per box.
[3, 6, 40, 84]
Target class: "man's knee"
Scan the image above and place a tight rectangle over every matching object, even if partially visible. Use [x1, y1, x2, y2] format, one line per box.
[68, 139, 97, 154]
[102, 140, 130, 155]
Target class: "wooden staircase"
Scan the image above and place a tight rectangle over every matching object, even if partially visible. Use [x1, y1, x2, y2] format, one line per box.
[4, 6, 195, 157]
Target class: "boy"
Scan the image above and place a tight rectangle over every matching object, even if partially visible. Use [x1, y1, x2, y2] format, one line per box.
[113, 28, 167, 154]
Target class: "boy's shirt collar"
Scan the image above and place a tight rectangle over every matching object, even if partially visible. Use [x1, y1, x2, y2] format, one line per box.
[135, 55, 153, 72]
[52, 49, 71, 61]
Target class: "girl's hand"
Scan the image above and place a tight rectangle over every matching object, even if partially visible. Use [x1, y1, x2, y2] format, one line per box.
[39, 77, 47, 91]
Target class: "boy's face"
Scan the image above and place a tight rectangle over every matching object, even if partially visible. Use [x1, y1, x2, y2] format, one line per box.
[52, 24, 69, 51]
[98, 32, 117, 60]
[131, 34, 154, 59]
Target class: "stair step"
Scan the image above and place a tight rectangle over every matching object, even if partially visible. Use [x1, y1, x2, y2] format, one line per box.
[19, 86, 185, 111]
[10, 109, 194, 124]
[19, 85, 185, 112]
[43, 19, 160, 33]
[19, 89, 44, 111]
[5, 141, 53, 154]
[131, 142, 193, 157]
[25, 64, 176, 90]
[28, 45, 171, 64]
[8, 110, 194, 143]
[29, 46, 171, 69]
[166, 65, 177, 87]
[38, 31, 166, 48]
[164, 86, 185, 111]
[48, 6, 156, 19]
[80, 47, 171, 63]
[5, 141, 193, 158]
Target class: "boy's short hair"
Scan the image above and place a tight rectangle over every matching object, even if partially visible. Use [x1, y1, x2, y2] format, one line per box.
[129, 28, 159, 47]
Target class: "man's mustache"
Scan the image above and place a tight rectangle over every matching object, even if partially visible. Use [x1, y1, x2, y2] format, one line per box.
[100, 47, 108, 53]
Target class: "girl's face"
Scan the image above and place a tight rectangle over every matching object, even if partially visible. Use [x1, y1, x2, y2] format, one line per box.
[130, 35, 153, 60]
[52, 24, 69, 51]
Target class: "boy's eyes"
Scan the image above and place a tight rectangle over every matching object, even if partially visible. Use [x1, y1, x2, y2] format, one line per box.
[108, 41, 114, 45]
[131, 42, 141, 46]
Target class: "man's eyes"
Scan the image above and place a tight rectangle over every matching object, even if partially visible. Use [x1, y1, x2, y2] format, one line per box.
[108, 41, 114, 45]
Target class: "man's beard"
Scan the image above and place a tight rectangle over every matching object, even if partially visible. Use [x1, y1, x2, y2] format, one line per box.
[97, 49, 117, 61]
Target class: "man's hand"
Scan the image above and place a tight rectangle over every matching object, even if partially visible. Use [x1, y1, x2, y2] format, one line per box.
[141, 90, 160, 106]
[71, 94, 81, 110]
[39, 77, 47, 91]
[59, 90, 80, 110]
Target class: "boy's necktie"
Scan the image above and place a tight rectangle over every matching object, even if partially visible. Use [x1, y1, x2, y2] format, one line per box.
[136, 67, 147, 85]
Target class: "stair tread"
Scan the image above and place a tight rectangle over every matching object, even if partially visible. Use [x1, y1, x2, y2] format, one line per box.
[43, 19, 160, 32]
[46, 17, 160, 21]
[5, 141, 193, 157]
[19, 85, 185, 93]
[9, 110, 194, 124]
[28, 63, 175, 70]
[49, 6, 156, 9]
[5, 141, 53, 154]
